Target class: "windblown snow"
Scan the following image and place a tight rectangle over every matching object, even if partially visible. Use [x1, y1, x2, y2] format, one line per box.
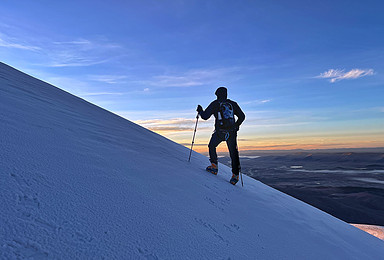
[0, 62, 383, 259]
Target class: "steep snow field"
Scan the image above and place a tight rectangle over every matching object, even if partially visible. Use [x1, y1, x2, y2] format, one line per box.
[1, 62, 383, 259]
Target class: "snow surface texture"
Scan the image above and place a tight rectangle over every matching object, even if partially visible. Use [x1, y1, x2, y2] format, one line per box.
[0, 62, 383, 259]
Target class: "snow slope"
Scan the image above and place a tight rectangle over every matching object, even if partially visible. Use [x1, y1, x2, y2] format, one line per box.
[0, 62, 383, 259]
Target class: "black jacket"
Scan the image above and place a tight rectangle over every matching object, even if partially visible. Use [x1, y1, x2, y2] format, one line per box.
[199, 99, 245, 131]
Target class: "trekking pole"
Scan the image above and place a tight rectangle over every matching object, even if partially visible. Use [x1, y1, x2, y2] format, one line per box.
[188, 113, 199, 162]
[239, 147, 244, 187]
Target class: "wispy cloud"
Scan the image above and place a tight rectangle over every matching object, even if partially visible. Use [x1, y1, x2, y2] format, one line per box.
[316, 69, 374, 83]
[79, 92, 127, 96]
[135, 118, 209, 133]
[45, 39, 122, 67]
[243, 99, 271, 105]
[77, 87, 151, 97]
[88, 75, 128, 84]
[47, 58, 109, 68]
[179, 143, 207, 147]
[39, 75, 91, 95]
[0, 27, 123, 68]
[0, 33, 41, 51]
[139, 67, 242, 88]
[241, 144, 298, 150]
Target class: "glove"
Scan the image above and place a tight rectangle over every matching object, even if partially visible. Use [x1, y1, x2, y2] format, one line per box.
[196, 105, 203, 114]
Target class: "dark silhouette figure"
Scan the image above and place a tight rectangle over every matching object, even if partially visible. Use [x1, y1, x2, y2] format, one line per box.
[197, 87, 245, 184]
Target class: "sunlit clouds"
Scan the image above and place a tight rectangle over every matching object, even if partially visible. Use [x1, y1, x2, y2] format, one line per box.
[317, 69, 374, 83]
[135, 118, 206, 133]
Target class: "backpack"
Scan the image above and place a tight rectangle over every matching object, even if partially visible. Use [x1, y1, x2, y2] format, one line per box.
[218, 101, 235, 129]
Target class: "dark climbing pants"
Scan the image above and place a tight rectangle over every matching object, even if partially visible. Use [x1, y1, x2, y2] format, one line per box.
[208, 130, 240, 175]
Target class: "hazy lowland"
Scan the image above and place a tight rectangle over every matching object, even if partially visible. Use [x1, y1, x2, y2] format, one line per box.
[215, 148, 384, 226]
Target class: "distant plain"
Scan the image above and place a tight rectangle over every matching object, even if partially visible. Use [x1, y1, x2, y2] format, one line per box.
[215, 148, 384, 226]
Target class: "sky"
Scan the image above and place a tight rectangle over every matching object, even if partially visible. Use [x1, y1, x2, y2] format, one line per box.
[1, 0, 383, 153]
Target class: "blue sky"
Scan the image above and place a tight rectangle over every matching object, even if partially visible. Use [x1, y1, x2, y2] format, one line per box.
[1, 0, 383, 151]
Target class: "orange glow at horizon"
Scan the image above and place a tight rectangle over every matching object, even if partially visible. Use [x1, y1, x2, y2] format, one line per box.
[144, 124, 384, 154]
[178, 135, 384, 154]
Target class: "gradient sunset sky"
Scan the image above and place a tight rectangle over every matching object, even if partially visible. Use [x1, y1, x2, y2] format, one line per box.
[1, 0, 383, 152]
